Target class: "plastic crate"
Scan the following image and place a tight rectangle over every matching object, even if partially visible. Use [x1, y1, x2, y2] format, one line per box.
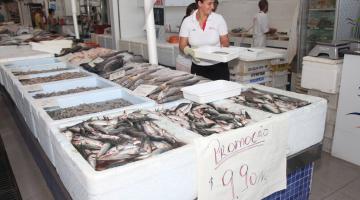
[229, 59, 270, 74]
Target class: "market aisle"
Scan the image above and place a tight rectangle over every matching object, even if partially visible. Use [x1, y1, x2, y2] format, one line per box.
[310, 152, 360, 200]
[0, 92, 54, 200]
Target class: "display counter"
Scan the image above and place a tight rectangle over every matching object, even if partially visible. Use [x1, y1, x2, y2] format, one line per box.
[0, 51, 326, 200]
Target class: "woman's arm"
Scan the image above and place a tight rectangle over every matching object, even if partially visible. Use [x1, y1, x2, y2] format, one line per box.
[220, 34, 229, 47]
[179, 36, 189, 54]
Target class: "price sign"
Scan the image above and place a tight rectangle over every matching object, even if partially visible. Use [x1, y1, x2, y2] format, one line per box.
[196, 118, 288, 200]
[133, 84, 158, 97]
[89, 57, 104, 67]
[109, 70, 125, 81]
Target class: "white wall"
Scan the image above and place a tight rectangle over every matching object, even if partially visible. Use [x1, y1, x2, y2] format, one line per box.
[118, 0, 145, 39]
[217, 0, 298, 33]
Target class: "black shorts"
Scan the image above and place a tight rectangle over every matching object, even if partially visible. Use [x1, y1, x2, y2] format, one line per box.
[191, 62, 230, 81]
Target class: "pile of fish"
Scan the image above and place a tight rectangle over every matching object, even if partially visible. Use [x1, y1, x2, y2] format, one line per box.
[12, 68, 71, 76]
[47, 98, 132, 120]
[229, 88, 310, 114]
[61, 112, 183, 170]
[33, 86, 100, 99]
[55, 45, 93, 57]
[81, 51, 145, 75]
[20, 72, 89, 85]
[67, 48, 113, 65]
[106, 64, 208, 104]
[24, 31, 64, 43]
[161, 102, 251, 136]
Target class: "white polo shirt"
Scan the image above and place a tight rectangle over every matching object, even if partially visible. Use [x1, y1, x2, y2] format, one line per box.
[253, 11, 269, 47]
[180, 10, 228, 66]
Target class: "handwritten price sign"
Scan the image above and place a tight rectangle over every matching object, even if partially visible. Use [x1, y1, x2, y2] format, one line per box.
[196, 118, 288, 200]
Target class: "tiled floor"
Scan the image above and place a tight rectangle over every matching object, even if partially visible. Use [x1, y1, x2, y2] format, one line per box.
[0, 91, 360, 200]
[0, 92, 54, 200]
[310, 152, 360, 200]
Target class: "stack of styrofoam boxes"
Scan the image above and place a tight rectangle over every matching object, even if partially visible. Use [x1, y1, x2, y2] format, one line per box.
[308, 90, 339, 153]
[228, 59, 272, 85]
[267, 59, 290, 90]
[301, 56, 343, 153]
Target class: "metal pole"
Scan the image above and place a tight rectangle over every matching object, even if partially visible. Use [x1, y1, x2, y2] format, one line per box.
[71, 0, 80, 39]
[144, 0, 158, 65]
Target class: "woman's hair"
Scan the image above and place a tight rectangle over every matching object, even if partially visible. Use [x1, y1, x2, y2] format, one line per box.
[181, 3, 197, 25]
[186, 3, 197, 17]
[258, 0, 268, 11]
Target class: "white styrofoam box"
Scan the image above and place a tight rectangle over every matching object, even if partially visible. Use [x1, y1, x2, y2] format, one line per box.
[230, 71, 272, 82]
[119, 40, 130, 51]
[245, 84, 327, 156]
[181, 80, 243, 104]
[157, 46, 176, 67]
[3, 57, 62, 69]
[271, 71, 289, 87]
[49, 112, 199, 200]
[129, 42, 144, 56]
[9, 62, 70, 72]
[30, 40, 73, 54]
[322, 137, 332, 153]
[229, 58, 270, 74]
[194, 46, 240, 63]
[27, 76, 118, 99]
[16, 68, 91, 86]
[231, 76, 272, 85]
[324, 123, 335, 139]
[0, 45, 53, 63]
[308, 89, 339, 110]
[33, 88, 155, 165]
[301, 56, 343, 94]
[326, 107, 337, 125]
[238, 47, 265, 58]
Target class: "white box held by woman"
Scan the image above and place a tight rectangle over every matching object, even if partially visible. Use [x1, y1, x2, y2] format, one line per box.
[181, 80, 243, 104]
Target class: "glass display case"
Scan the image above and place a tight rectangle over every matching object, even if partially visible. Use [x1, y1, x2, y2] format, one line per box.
[306, 0, 337, 54]
[295, 0, 360, 72]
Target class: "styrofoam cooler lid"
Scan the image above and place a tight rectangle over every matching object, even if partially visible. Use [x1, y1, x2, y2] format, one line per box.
[303, 56, 343, 64]
[181, 80, 243, 104]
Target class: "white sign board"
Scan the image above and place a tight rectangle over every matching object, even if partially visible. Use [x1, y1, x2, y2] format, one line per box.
[332, 54, 360, 166]
[196, 117, 288, 200]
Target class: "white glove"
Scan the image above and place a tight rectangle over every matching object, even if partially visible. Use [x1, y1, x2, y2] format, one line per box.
[183, 46, 200, 63]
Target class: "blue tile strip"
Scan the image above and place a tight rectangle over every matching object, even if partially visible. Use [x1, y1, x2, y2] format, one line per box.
[263, 163, 314, 200]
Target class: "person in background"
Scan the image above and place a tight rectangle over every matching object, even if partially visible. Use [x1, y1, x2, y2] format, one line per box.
[179, 0, 230, 81]
[47, 9, 59, 33]
[34, 9, 44, 29]
[175, 3, 197, 73]
[0, 6, 5, 23]
[252, 0, 277, 47]
[213, 0, 219, 12]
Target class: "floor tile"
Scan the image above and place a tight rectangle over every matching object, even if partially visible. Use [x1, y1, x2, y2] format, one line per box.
[312, 153, 360, 190]
[323, 191, 358, 200]
[336, 178, 360, 200]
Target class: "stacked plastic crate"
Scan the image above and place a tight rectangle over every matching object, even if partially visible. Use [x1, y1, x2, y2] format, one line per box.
[228, 59, 272, 85]
[308, 90, 339, 153]
[267, 59, 290, 90]
[301, 56, 343, 153]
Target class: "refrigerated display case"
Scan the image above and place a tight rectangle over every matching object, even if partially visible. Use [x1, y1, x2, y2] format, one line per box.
[295, 0, 360, 72]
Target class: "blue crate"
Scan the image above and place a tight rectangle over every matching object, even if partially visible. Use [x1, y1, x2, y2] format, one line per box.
[263, 163, 314, 200]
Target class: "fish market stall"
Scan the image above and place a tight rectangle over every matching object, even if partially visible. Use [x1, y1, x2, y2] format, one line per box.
[0, 46, 53, 86]
[0, 47, 326, 200]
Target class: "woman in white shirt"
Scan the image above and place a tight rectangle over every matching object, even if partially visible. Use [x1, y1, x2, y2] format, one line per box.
[175, 3, 197, 73]
[179, 0, 230, 80]
[253, 0, 277, 47]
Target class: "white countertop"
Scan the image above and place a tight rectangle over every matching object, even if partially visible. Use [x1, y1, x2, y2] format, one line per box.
[0, 45, 53, 63]
[122, 37, 177, 49]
